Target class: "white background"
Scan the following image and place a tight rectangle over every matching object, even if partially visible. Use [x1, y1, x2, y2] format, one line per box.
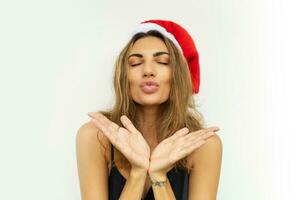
[0, 0, 299, 199]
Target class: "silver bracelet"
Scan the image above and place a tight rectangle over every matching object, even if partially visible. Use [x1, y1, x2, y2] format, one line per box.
[150, 179, 167, 186]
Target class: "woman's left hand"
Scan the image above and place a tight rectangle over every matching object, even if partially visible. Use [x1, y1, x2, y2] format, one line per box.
[148, 126, 220, 176]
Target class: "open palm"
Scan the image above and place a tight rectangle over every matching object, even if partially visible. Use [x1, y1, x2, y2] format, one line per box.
[88, 112, 150, 170]
[149, 127, 219, 174]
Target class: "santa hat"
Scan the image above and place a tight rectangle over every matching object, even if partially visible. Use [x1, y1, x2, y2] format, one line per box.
[130, 19, 200, 94]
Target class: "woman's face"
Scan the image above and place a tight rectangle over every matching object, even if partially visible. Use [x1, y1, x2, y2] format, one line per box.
[127, 36, 172, 106]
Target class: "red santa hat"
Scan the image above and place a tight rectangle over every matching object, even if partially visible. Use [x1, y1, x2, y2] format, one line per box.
[130, 19, 200, 94]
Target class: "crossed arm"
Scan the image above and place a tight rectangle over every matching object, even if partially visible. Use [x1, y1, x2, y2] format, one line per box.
[149, 134, 222, 200]
[119, 134, 223, 200]
[76, 120, 222, 200]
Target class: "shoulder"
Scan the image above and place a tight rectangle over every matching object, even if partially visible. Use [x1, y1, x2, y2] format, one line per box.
[189, 134, 223, 168]
[202, 133, 222, 151]
[76, 121, 110, 155]
[76, 121, 111, 199]
[76, 121, 99, 143]
[187, 134, 222, 198]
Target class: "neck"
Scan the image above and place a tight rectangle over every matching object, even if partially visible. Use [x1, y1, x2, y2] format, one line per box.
[136, 104, 159, 140]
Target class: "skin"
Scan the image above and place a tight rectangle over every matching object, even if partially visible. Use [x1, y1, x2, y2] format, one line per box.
[86, 36, 221, 199]
[126, 36, 172, 145]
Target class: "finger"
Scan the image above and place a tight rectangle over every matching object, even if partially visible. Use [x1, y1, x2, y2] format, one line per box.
[193, 127, 217, 138]
[89, 114, 112, 135]
[90, 118, 120, 145]
[90, 118, 114, 139]
[175, 139, 206, 160]
[175, 129, 205, 145]
[181, 131, 214, 149]
[188, 128, 211, 137]
[194, 126, 220, 135]
[199, 131, 216, 140]
[89, 112, 120, 133]
[169, 135, 204, 162]
[185, 131, 215, 144]
[120, 115, 140, 134]
[170, 127, 189, 140]
[205, 126, 220, 132]
[184, 139, 207, 154]
[98, 113, 120, 131]
[180, 129, 203, 141]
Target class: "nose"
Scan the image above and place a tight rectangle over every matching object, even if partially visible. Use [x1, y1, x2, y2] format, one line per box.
[142, 60, 156, 78]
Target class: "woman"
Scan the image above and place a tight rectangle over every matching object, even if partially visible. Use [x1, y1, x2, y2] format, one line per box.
[76, 19, 222, 200]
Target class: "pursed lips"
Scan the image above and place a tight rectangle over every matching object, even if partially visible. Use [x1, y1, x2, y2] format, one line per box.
[140, 81, 159, 93]
[140, 80, 159, 87]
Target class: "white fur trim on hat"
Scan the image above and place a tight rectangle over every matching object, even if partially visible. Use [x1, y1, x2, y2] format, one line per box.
[130, 22, 183, 53]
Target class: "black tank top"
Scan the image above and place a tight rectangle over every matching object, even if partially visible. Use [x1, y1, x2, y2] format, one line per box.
[108, 144, 189, 200]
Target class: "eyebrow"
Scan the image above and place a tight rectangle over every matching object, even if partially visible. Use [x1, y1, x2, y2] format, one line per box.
[128, 51, 169, 59]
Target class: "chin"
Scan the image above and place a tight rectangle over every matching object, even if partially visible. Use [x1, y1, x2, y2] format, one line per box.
[134, 95, 169, 105]
[130, 89, 170, 104]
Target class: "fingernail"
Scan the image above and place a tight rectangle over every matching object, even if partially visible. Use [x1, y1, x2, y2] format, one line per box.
[88, 114, 96, 119]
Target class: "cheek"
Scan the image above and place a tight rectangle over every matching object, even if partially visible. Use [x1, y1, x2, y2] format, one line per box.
[163, 70, 172, 86]
[127, 70, 139, 85]
[127, 75, 140, 95]
[158, 72, 172, 98]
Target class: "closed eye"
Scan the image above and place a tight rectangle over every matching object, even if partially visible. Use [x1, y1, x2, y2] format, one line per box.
[158, 62, 169, 65]
[130, 63, 141, 67]
[130, 62, 169, 67]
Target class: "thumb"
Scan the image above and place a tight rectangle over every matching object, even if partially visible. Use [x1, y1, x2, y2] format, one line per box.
[120, 115, 140, 134]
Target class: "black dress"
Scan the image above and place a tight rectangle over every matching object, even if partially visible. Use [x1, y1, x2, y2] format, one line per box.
[108, 144, 189, 200]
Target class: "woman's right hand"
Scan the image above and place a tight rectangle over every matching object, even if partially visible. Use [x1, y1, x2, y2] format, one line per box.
[88, 112, 150, 171]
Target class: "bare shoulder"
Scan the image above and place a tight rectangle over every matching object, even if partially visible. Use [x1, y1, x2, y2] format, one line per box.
[76, 121, 111, 199]
[201, 133, 223, 151]
[188, 134, 223, 167]
[76, 121, 110, 161]
[187, 134, 223, 199]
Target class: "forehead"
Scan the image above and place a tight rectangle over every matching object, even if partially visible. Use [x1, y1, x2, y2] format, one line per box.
[129, 36, 169, 54]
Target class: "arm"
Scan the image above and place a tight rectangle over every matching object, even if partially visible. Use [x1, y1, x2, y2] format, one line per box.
[119, 168, 148, 200]
[188, 134, 223, 200]
[148, 173, 176, 200]
[76, 121, 109, 200]
[87, 112, 152, 200]
[76, 121, 149, 200]
[146, 127, 220, 200]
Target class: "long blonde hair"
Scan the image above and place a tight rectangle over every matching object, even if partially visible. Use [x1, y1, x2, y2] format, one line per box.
[96, 30, 206, 173]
